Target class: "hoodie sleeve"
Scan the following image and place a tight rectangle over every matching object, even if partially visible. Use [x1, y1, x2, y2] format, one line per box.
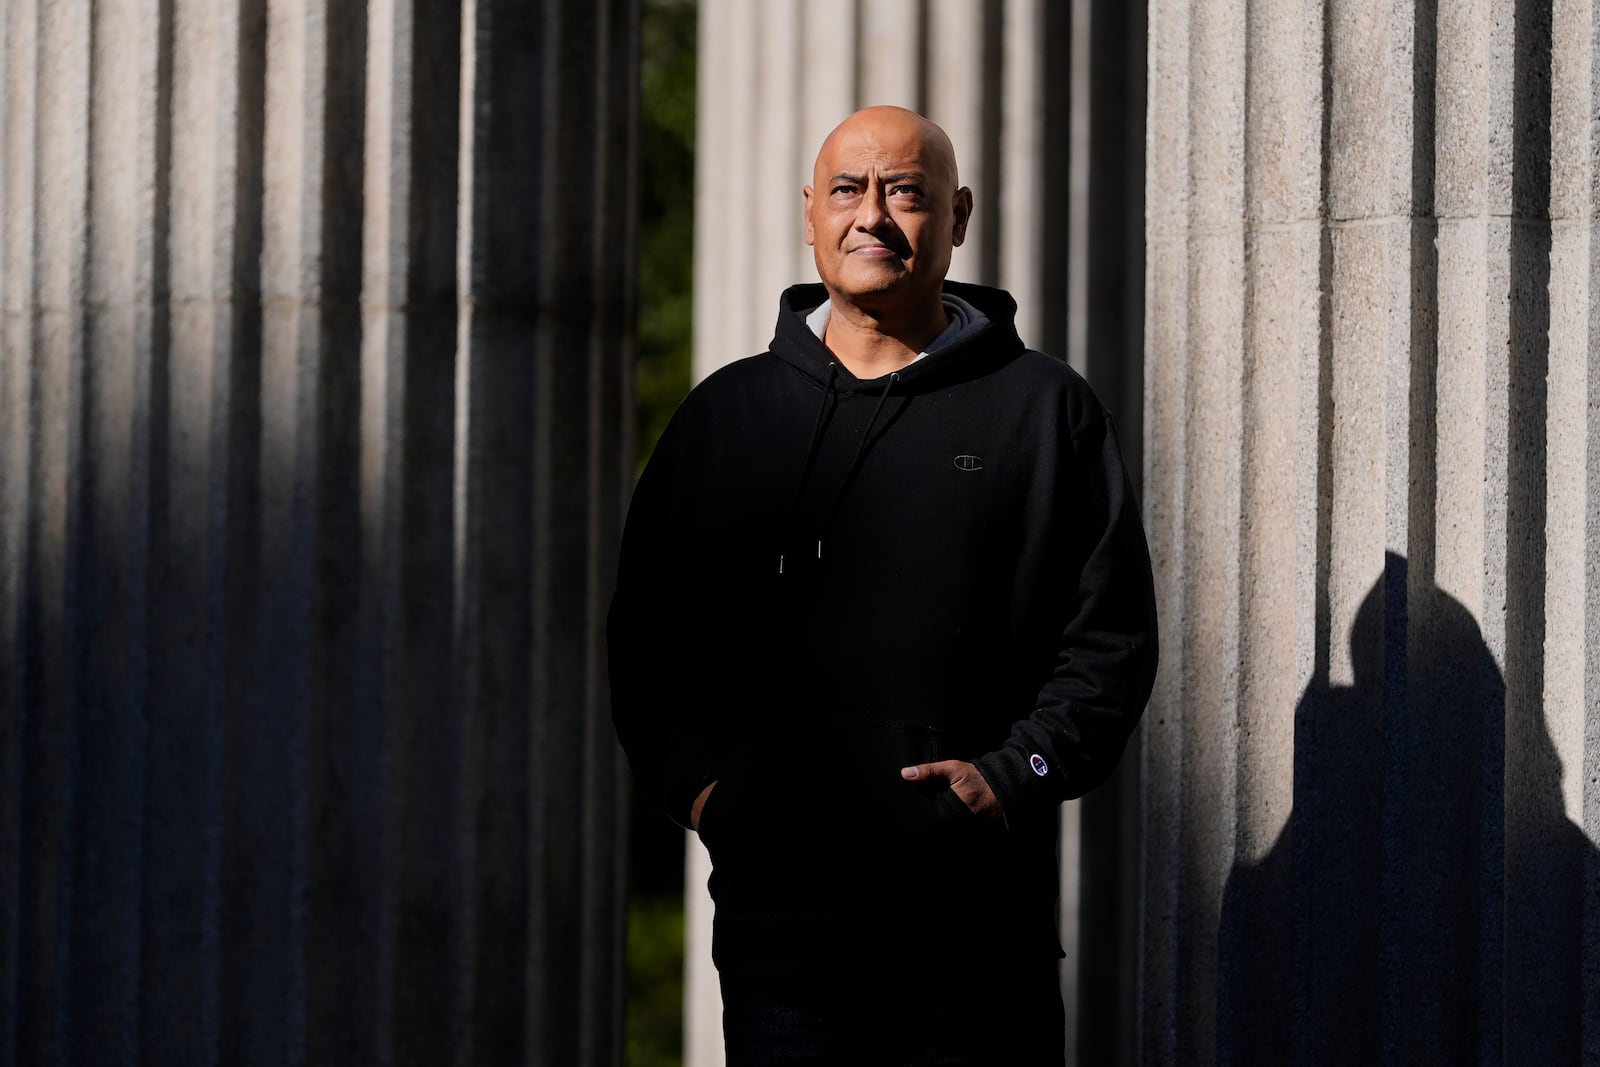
[971, 410, 1159, 828]
[607, 410, 720, 831]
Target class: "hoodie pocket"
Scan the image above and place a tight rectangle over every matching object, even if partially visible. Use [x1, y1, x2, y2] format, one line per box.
[694, 770, 818, 865]
[838, 723, 975, 840]
[839, 721, 945, 778]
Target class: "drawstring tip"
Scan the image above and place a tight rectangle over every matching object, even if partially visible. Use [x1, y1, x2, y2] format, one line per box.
[816, 540, 823, 560]
[778, 554, 785, 575]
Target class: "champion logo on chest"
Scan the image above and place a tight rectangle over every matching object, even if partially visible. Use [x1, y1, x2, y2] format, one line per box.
[953, 454, 984, 472]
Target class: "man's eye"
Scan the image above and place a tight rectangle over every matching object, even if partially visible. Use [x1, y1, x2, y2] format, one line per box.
[891, 185, 923, 196]
[832, 185, 859, 197]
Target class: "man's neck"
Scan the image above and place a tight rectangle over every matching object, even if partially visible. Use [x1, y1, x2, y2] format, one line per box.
[821, 297, 950, 379]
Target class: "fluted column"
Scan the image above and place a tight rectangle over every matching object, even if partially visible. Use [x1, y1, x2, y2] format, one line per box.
[688, 2, 1147, 1063]
[1143, 0, 1599, 1061]
[0, 1, 636, 1064]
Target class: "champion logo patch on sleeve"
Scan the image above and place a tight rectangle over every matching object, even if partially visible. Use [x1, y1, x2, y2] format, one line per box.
[1030, 753, 1049, 777]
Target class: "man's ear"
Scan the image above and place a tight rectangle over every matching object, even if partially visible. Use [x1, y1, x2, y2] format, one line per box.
[802, 185, 816, 246]
[951, 186, 974, 247]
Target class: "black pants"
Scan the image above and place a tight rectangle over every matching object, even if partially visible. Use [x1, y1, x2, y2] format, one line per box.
[719, 957, 1065, 1066]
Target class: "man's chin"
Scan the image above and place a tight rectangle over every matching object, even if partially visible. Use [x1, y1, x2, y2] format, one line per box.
[829, 267, 915, 302]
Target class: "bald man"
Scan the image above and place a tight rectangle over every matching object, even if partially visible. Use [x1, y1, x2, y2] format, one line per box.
[610, 107, 1158, 1063]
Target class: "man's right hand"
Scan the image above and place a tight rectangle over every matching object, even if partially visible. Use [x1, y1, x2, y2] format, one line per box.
[691, 780, 718, 831]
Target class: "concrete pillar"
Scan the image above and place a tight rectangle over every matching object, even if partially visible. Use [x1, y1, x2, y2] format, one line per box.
[0, 1, 636, 1064]
[1143, 0, 1599, 1061]
[688, 2, 1146, 1063]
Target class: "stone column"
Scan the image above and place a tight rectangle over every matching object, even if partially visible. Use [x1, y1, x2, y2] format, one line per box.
[1142, 0, 1599, 1061]
[0, 1, 636, 1064]
[688, 2, 1147, 1063]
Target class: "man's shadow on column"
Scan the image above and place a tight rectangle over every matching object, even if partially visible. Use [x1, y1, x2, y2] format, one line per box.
[1218, 552, 1595, 1064]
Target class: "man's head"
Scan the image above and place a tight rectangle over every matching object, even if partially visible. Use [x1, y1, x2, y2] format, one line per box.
[803, 106, 973, 317]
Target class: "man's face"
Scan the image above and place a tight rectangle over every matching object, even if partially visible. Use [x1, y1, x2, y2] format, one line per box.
[803, 109, 972, 311]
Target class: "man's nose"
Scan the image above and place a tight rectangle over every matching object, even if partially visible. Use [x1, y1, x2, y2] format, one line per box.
[854, 187, 889, 232]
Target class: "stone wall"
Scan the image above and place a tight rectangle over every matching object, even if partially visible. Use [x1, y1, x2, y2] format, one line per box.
[0, 1, 635, 1064]
[1143, 0, 1599, 1061]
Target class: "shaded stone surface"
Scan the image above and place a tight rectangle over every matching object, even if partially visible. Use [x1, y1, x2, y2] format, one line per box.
[0, 1, 636, 1064]
[1143, 0, 1600, 1061]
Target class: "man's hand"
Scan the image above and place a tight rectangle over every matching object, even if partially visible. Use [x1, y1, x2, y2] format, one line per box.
[900, 760, 1001, 818]
[691, 780, 717, 831]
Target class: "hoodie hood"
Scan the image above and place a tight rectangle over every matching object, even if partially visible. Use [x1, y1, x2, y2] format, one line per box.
[770, 280, 1028, 392]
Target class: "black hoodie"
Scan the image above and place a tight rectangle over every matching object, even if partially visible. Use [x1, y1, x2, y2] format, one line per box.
[609, 281, 1158, 973]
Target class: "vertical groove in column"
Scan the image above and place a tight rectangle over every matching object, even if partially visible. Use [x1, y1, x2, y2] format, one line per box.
[683, 15, 749, 1043]
[1237, 0, 1319, 858]
[1176, 0, 1246, 1059]
[31, 0, 94, 1062]
[0, 2, 38, 1065]
[454, 1, 534, 1059]
[1502, 0, 1559, 1057]
[1325, 11, 1408, 1059]
[354, 8, 408, 1061]
[683, 4, 734, 1062]
[1082, 0, 1149, 466]
[1138, 0, 1189, 1057]
[1477, 4, 1514, 669]
[998, 0, 1044, 344]
[697, 0, 759, 369]
[925, 0, 993, 282]
[1431, 0, 1490, 614]
[751, 0, 801, 308]
[526, 11, 566, 1058]
[454, 4, 489, 1062]
[72, 0, 165, 1060]
[245, 3, 320, 1061]
[1077, 6, 1164, 1035]
[1430, 4, 1509, 1045]
[690, 0, 730, 380]
[1063, 0, 1091, 374]
[147, 1, 256, 1060]
[1545, 0, 1596, 1007]
[797, 0, 857, 283]
[580, 4, 636, 1062]
[1212, 0, 1321, 1060]
[724, 0, 761, 361]
[856, 0, 922, 109]
[1408, 0, 1439, 586]
[1322, 0, 1401, 685]
[371, 0, 465, 1062]
[214, 3, 271, 1065]
[1543, 0, 1592, 828]
[298, 0, 372, 1057]
[1542, 0, 1598, 1047]
[1587, 6, 1600, 1053]
[528, 2, 620, 1062]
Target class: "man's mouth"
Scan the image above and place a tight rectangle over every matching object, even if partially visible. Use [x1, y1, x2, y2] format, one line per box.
[848, 243, 902, 258]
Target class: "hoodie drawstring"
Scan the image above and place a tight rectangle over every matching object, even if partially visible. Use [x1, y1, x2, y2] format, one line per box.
[778, 362, 838, 575]
[816, 371, 900, 559]
[778, 369, 901, 573]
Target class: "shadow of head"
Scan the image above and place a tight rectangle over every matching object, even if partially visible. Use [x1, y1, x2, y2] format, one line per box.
[1218, 553, 1590, 1063]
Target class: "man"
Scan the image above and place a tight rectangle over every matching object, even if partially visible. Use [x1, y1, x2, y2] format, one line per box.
[609, 106, 1157, 1064]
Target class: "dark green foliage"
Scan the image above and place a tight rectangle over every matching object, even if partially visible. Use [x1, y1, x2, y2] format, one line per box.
[627, 7, 696, 1065]
[636, 0, 696, 474]
[626, 893, 688, 1067]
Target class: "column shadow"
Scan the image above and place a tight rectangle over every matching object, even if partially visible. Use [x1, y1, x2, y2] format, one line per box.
[1217, 553, 1594, 1064]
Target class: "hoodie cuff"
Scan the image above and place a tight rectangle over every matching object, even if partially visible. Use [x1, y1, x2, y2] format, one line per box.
[973, 745, 1069, 830]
